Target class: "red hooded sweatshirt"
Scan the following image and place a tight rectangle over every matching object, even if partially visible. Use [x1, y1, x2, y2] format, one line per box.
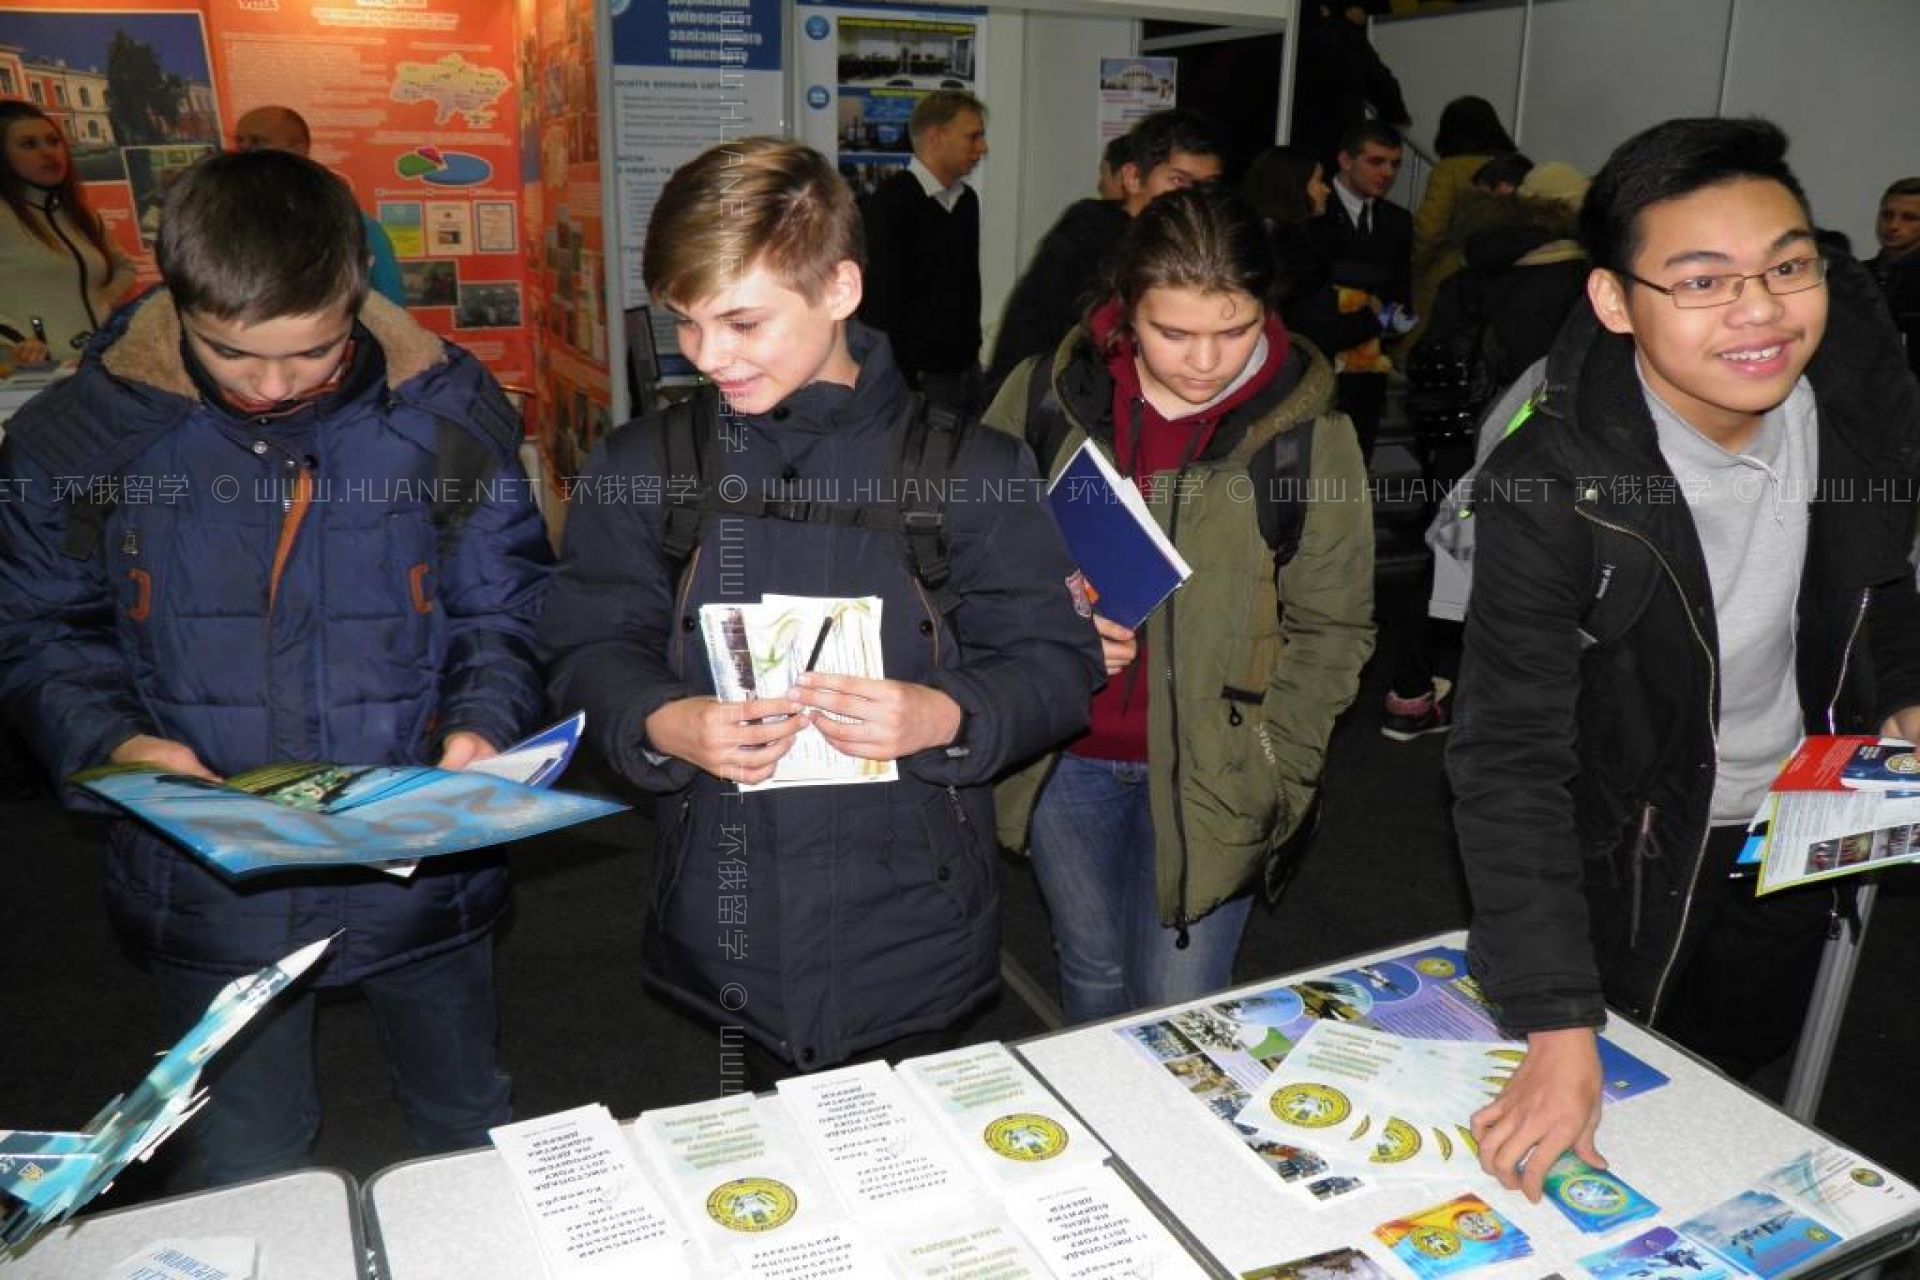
[1071, 298, 1291, 762]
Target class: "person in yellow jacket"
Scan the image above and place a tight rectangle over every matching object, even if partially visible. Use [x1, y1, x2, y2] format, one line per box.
[987, 187, 1376, 1021]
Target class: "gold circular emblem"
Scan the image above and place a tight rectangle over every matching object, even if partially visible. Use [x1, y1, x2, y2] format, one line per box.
[1371, 1117, 1423, 1164]
[705, 1177, 799, 1232]
[983, 1113, 1070, 1162]
[1269, 1082, 1352, 1129]
[1414, 957, 1457, 977]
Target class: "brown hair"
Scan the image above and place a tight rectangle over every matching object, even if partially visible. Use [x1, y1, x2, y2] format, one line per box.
[643, 137, 862, 310]
[156, 149, 368, 322]
[0, 100, 111, 260]
[1103, 185, 1277, 346]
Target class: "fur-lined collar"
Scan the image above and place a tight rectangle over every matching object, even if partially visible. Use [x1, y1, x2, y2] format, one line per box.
[101, 290, 448, 401]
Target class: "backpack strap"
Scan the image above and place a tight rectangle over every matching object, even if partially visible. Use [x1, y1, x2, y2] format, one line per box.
[659, 384, 718, 575]
[1252, 418, 1316, 570]
[1021, 362, 1076, 477]
[430, 414, 502, 562]
[892, 392, 970, 615]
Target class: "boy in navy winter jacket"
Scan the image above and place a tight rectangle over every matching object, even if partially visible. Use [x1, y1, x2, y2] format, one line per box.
[0, 150, 551, 1186]
[540, 139, 1102, 1076]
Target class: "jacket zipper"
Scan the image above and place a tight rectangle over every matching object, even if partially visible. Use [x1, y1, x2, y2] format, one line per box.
[42, 198, 102, 332]
[1825, 588, 1871, 733]
[1574, 506, 1716, 1020]
[1628, 802, 1658, 947]
[1162, 419, 1210, 947]
[669, 546, 704, 676]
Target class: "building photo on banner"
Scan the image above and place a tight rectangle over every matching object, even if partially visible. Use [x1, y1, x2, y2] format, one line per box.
[793, 0, 985, 203]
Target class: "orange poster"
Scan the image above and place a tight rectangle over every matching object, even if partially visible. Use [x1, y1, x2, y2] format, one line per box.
[201, 0, 531, 386]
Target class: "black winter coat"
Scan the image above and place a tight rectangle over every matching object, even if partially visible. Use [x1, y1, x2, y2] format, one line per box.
[1448, 254, 1920, 1034]
[539, 326, 1103, 1067]
[986, 198, 1130, 398]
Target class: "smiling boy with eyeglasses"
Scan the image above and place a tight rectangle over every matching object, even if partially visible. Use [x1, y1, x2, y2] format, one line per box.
[1446, 117, 1920, 1201]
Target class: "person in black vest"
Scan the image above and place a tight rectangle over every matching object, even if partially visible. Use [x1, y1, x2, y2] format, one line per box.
[1308, 117, 1413, 460]
[858, 90, 988, 409]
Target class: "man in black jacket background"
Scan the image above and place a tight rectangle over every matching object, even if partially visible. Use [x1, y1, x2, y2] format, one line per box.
[858, 90, 988, 408]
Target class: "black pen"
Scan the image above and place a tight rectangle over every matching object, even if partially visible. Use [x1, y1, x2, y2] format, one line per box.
[803, 616, 835, 674]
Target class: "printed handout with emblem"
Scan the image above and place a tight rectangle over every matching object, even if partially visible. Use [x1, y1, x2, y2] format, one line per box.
[699, 594, 896, 789]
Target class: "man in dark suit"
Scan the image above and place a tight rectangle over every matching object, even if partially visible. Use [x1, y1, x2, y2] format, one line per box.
[1310, 117, 1411, 459]
[858, 90, 988, 408]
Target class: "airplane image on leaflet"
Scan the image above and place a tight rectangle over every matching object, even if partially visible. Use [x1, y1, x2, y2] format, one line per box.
[0, 935, 333, 1255]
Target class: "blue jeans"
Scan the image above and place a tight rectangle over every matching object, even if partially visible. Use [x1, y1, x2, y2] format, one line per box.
[154, 936, 511, 1190]
[1028, 754, 1253, 1023]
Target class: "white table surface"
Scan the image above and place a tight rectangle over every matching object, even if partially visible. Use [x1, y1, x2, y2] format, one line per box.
[1, 1166, 364, 1279]
[1013, 930, 1920, 1280]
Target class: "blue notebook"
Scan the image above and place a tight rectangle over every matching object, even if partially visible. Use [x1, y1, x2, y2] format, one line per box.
[1046, 441, 1193, 630]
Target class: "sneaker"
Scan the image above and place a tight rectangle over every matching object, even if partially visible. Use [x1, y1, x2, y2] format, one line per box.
[1381, 677, 1452, 742]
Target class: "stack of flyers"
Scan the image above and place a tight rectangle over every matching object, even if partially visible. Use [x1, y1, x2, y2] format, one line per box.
[897, 1043, 1107, 1185]
[488, 1104, 688, 1279]
[1237, 1021, 1517, 1175]
[1760, 1147, 1918, 1234]
[776, 1061, 980, 1218]
[1540, 1153, 1659, 1235]
[1578, 1227, 1728, 1280]
[1676, 1190, 1844, 1278]
[1374, 1194, 1533, 1279]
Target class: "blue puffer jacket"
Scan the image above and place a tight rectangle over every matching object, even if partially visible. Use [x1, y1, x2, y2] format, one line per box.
[0, 291, 552, 985]
[540, 324, 1104, 1068]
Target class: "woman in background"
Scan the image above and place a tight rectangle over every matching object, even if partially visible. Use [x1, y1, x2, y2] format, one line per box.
[1410, 95, 1516, 325]
[0, 100, 135, 363]
[1242, 144, 1384, 362]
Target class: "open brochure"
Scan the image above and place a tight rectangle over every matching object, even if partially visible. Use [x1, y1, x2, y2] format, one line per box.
[1756, 736, 1920, 894]
[699, 594, 896, 790]
[69, 714, 625, 879]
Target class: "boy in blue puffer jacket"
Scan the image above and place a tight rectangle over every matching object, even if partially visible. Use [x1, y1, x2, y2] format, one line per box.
[0, 150, 552, 1187]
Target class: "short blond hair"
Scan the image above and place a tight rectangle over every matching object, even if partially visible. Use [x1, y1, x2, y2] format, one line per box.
[643, 137, 863, 309]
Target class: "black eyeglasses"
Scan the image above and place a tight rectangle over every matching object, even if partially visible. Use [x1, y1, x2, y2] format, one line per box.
[1622, 255, 1828, 309]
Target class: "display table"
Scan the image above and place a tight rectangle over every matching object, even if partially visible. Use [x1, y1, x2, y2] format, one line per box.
[1, 1167, 364, 1279]
[1013, 931, 1920, 1280]
[356, 930, 1917, 1279]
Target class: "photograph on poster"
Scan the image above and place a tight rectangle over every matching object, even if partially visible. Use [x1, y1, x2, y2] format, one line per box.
[475, 201, 518, 254]
[0, 9, 220, 186]
[400, 260, 458, 308]
[836, 15, 975, 90]
[456, 281, 522, 330]
[425, 201, 475, 255]
[126, 144, 216, 245]
[379, 202, 425, 258]
[839, 155, 911, 202]
[1099, 58, 1176, 103]
[837, 89, 917, 154]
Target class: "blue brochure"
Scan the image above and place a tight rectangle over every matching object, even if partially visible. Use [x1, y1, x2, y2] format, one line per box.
[71, 713, 623, 878]
[1047, 440, 1193, 630]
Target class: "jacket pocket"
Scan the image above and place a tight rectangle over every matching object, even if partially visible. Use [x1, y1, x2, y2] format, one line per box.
[912, 786, 993, 922]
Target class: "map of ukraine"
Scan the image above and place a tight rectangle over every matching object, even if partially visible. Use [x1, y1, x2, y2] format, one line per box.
[392, 53, 511, 126]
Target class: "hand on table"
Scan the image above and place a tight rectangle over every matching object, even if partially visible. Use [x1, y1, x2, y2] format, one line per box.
[1469, 1025, 1606, 1202]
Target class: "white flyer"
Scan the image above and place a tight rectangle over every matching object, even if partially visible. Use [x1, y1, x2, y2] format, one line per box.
[488, 1104, 687, 1279]
[897, 1042, 1107, 1184]
[1003, 1165, 1209, 1280]
[777, 1060, 979, 1217]
[109, 1238, 258, 1280]
[635, 1093, 843, 1254]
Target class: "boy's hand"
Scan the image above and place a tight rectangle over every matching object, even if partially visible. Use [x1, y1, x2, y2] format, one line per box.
[646, 696, 806, 785]
[9, 338, 51, 367]
[792, 673, 962, 760]
[1469, 1026, 1606, 1202]
[437, 731, 499, 771]
[1093, 614, 1137, 676]
[109, 733, 220, 782]
[1880, 707, 1920, 745]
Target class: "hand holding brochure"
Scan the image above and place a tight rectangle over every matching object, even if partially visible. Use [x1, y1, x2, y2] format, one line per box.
[1047, 440, 1192, 630]
[1757, 736, 1920, 893]
[69, 714, 625, 879]
[699, 595, 896, 789]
